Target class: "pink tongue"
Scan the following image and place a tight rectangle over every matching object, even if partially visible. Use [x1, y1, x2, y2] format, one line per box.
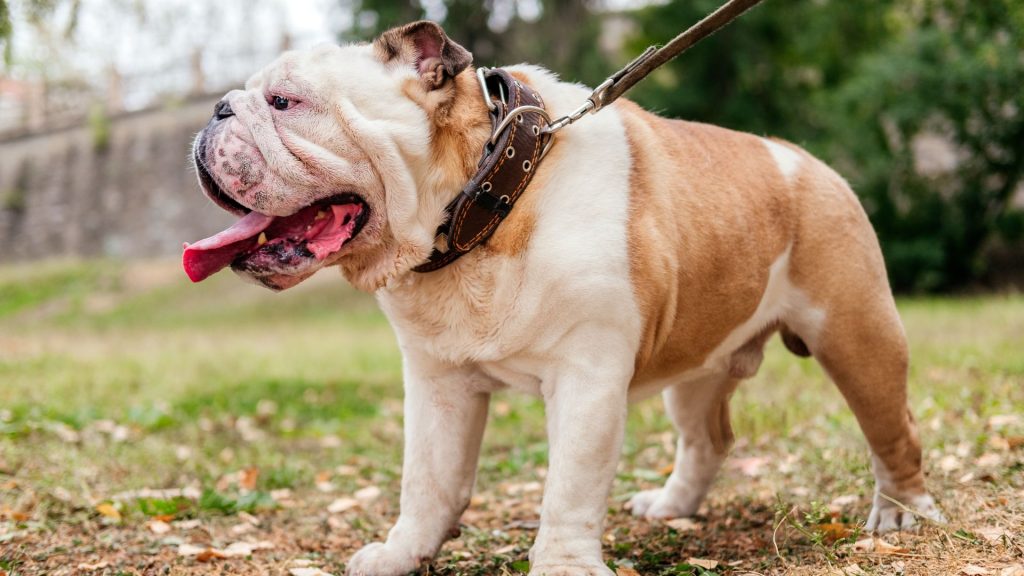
[306, 204, 362, 260]
[182, 211, 274, 282]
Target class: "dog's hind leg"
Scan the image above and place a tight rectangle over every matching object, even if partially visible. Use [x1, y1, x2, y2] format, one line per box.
[806, 291, 945, 533]
[627, 372, 739, 519]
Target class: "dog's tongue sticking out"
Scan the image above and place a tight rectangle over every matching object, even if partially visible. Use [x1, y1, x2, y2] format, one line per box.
[182, 203, 363, 283]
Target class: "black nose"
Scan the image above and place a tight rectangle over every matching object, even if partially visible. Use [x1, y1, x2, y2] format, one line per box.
[213, 100, 234, 120]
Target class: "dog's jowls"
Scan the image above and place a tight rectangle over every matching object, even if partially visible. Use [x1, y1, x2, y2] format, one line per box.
[187, 21, 943, 576]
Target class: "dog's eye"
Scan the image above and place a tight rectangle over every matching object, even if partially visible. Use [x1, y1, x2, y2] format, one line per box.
[272, 96, 291, 111]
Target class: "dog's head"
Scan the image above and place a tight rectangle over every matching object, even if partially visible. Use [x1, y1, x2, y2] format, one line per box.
[184, 21, 488, 291]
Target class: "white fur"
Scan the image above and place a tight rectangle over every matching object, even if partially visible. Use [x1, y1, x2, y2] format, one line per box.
[367, 69, 640, 576]
[763, 137, 803, 183]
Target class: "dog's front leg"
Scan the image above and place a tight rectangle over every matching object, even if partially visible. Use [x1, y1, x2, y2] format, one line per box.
[347, 360, 489, 576]
[529, 346, 631, 576]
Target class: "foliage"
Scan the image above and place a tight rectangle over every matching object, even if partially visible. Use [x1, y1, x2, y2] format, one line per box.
[629, 0, 1024, 292]
[826, 0, 1024, 291]
[0, 0, 11, 65]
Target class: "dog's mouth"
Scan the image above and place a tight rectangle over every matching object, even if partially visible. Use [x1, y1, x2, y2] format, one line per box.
[183, 158, 369, 286]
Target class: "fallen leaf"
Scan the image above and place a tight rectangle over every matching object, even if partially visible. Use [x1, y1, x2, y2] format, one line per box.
[0, 508, 30, 522]
[687, 557, 718, 570]
[335, 465, 359, 476]
[270, 488, 293, 502]
[177, 541, 273, 561]
[665, 518, 702, 532]
[843, 537, 907, 555]
[327, 497, 359, 514]
[616, 567, 641, 576]
[178, 543, 210, 557]
[846, 538, 873, 553]
[76, 561, 110, 571]
[815, 522, 854, 542]
[874, 539, 908, 555]
[657, 463, 675, 476]
[976, 526, 1008, 544]
[315, 471, 335, 492]
[729, 456, 771, 477]
[111, 487, 201, 501]
[962, 565, 991, 576]
[1007, 437, 1024, 450]
[289, 568, 335, 576]
[989, 414, 1021, 428]
[147, 520, 172, 534]
[830, 494, 860, 509]
[940, 454, 962, 472]
[221, 540, 274, 556]
[239, 467, 260, 491]
[354, 485, 381, 503]
[95, 503, 121, 521]
[196, 549, 228, 562]
[842, 564, 867, 576]
[493, 544, 517, 555]
[976, 453, 1002, 467]
[319, 435, 342, 448]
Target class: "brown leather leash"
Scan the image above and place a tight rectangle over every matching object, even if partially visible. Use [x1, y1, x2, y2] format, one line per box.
[414, 0, 766, 273]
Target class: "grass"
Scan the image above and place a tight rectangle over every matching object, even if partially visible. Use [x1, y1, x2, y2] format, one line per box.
[1, 259, 1022, 575]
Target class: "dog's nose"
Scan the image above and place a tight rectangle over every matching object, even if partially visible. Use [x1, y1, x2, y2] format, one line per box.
[213, 100, 234, 121]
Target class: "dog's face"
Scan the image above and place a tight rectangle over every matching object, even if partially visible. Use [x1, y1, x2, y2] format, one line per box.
[185, 22, 473, 291]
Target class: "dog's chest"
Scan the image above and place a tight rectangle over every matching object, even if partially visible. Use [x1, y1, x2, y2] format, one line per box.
[380, 255, 543, 365]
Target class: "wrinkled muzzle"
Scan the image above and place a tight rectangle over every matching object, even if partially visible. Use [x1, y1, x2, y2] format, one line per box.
[184, 97, 370, 291]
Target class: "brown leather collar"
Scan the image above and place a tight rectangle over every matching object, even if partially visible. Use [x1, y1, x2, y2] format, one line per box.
[413, 68, 551, 273]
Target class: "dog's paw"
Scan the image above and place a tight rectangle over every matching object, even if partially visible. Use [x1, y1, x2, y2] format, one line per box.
[866, 492, 945, 534]
[625, 488, 699, 519]
[528, 562, 615, 576]
[346, 542, 425, 576]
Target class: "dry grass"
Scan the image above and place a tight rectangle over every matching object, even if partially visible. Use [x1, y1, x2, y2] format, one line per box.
[1, 260, 1022, 575]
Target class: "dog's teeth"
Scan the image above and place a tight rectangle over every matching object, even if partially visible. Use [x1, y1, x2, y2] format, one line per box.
[257, 232, 268, 246]
[315, 210, 327, 220]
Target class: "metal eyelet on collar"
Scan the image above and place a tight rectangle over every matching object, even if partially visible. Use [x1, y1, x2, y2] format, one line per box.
[523, 160, 532, 172]
[505, 147, 515, 158]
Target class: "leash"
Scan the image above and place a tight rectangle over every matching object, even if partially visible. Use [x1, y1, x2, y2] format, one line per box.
[543, 0, 766, 135]
[414, 0, 765, 273]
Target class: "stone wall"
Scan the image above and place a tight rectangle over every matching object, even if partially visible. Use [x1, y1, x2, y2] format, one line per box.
[0, 97, 235, 261]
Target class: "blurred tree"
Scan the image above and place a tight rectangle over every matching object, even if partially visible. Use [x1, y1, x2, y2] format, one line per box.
[628, 0, 1024, 292]
[626, 0, 895, 157]
[827, 0, 1024, 291]
[1, 0, 13, 65]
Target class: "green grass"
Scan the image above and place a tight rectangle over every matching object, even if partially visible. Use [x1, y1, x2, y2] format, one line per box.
[1, 259, 1022, 575]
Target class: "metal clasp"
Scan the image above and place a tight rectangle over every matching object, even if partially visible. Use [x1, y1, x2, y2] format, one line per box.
[477, 67, 496, 112]
[542, 77, 614, 136]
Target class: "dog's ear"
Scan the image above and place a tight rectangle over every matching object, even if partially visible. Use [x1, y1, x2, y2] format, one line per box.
[375, 21, 473, 90]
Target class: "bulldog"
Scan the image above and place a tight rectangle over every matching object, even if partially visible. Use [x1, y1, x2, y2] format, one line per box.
[185, 21, 943, 576]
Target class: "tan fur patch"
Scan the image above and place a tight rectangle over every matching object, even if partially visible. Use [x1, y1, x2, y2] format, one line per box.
[619, 101, 793, 385]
